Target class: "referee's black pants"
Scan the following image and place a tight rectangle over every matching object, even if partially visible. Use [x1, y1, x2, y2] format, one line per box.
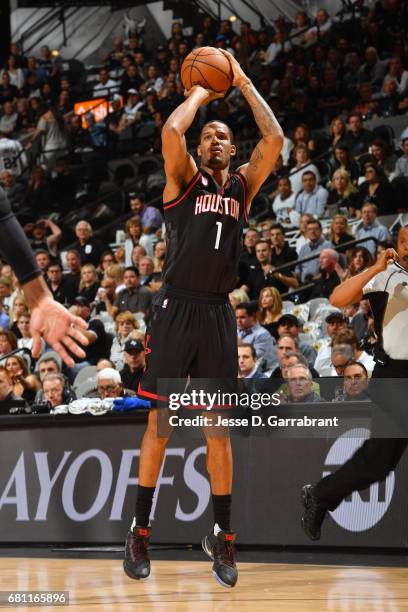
[314, 358, 408, 511]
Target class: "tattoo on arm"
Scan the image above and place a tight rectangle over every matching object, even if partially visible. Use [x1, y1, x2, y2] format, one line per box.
[248, 144, 263, 171]
[241, 82, 283, 139]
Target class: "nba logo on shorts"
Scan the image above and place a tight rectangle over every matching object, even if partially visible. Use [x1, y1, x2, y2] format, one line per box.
[202, 177, 208, 186]
[162, 298, 169, 308]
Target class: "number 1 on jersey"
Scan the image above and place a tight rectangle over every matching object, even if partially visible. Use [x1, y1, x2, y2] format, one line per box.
[214, 221, 222, 250]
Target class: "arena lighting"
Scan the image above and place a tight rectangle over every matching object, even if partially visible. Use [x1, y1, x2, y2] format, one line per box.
[229, 15, 237, 22]
[51, 49, 60, 57]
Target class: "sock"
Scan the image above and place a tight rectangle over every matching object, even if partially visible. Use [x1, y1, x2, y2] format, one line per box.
[133, 485, 155, 528]
[212, 494, 231, 532]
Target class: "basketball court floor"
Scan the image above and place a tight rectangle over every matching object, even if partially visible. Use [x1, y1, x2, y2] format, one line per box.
[1, 547, 408, 611]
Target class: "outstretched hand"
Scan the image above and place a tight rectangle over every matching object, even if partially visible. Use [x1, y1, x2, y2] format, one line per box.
[29, 296, 89, 367]
[218, 49, 251, 89]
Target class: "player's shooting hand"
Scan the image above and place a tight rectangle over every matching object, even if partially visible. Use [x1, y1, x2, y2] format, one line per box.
[374, 248, 399, 273]
[218, 49, 251, 89]
[29, 296, 89, 367]
[184, 86, 224, 105]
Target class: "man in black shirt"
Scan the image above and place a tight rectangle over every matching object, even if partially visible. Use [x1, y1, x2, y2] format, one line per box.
[270, 223, 298, 268]
[63, 249, 81, 297]
[244, 240, 297, 298]
[72, 297, 109, 365]
[120, 339, 145, 392]
[46, 260, 76, 305]
[345, 113, 373, 159]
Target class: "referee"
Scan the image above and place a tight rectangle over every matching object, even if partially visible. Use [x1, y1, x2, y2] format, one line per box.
[0, 186, 88, 366]
[301, 227, 408, 540]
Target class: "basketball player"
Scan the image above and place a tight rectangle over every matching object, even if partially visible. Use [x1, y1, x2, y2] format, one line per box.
[123, 51, 283, 587]
[301, 233, 408, 540]
[0, 186, 88, 366]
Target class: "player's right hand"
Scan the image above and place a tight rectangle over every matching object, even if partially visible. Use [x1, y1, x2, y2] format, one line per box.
[374, 247, 399, 272]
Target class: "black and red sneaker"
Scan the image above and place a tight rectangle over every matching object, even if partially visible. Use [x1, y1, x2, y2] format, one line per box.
[202, 530, 238, 588]
[123, 525, 151, 580]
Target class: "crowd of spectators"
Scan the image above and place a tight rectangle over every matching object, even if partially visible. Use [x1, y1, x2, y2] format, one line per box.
[0, 1, 407, 412]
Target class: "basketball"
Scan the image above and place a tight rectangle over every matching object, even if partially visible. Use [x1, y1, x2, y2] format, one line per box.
[181, 47, 233, 93]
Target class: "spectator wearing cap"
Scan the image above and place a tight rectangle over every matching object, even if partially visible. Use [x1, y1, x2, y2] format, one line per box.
[236, 302, 277, 370]
[112, 266, 152, 318]
[74, 221, 105, 267]
[123, 89, 144, 122]
[296, 219, 333, 285]
[294, 171, 328, 217]
[238, 343, 266, 380]
[314, 311, 348, 375]
[128, 192, 163, 234]
[309, 249, 342, 299]
[276, 314, 317, 367]
[120, 339, 145, 392]
[71, 297, 109, 365]
[354, 203, 391, 257]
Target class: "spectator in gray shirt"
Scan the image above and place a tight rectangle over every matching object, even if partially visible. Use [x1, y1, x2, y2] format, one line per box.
[296, 219, 332, 283]
[112, 266, 152, 317]
[236, 301, 278, 370]
[294, 171, 328, 217]
[354, 202, 391, 257]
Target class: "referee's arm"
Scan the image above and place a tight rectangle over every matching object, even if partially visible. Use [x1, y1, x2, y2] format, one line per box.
[330, 248, 398, 308]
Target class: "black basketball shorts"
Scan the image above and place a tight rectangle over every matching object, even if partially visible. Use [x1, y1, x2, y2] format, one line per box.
[138, 284, 238, 404]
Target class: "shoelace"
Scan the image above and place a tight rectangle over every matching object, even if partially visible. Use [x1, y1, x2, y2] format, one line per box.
[215, 538, 235, 567]
[129, 534, 148, 562]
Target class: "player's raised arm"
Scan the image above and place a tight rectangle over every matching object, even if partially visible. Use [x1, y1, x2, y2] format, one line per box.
[220, 51, 284, 209]
[161, 87, 221, 201]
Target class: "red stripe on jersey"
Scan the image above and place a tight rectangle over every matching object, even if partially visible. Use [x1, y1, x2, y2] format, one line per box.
[234, 172, 248, 222]
[163, 172, 202, 210]
[137, 383, 169, 403]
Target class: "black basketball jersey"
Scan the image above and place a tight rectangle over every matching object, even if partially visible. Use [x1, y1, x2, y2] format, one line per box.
[162, 167, 248, 294]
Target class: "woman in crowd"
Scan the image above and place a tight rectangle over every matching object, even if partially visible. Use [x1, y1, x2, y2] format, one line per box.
[329, 214, 354, 255]
[229, 288, 249, 311]
[340, 246, 373, 281]
[0, 56, 25, 89]
[289, 144, 320, 195]
[331, 142, 360, 183]
[366, 138, 398, 177]
[124, 216, 154, 265]
[153, 240, 166, 273]
[357, 163, 395, 214]
[5, 355, 40, 403]
[110, 311, 139, 369]
[104, 264, 125, 294]
[131, 244, 147, 269]
[291, 123, 315, 158]
[9, 293, 28, 338]
[78, 264, 100, 303]
[0, 329, 18, 359]
[329, 116, 347, 148]
[327, 169, 359, 216]
[257, 287, 283, 340]
[99, 251, 116, 275]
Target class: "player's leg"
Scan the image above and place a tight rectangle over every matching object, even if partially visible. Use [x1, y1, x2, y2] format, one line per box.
[194, 299, 239, 587]
[301, 437, 408, 541]
[124, 292, 193, 580]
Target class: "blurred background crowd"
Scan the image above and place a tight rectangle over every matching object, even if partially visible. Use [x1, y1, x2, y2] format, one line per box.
[0, 0, 407, 411]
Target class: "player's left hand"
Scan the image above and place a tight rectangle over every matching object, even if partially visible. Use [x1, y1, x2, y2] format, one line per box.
[29, 296, 89, 367]
[184, 86, 224, 105]
[218, 49, 251, 89]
